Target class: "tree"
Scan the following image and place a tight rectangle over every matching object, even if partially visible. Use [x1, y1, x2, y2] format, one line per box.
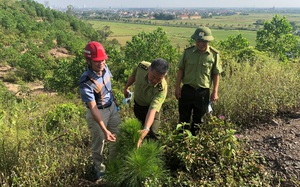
[44, 52, 86, 93]
[217, 34, 255, 76]
[218, 34, 249, 51]
[66, 5, 74, 16]
[108, 27, 178, 86]
[256, 15, 300, 61]
[97, 25, 113, 41]
[124, 27, 177, 65]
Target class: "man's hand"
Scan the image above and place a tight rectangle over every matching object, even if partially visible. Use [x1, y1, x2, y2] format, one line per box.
[105, 130, 116, 142]
[175, 86, 181, 100]
[137, 129, 149, 148]
[210, 91, 219, 102]
[123, 88, 130, 98]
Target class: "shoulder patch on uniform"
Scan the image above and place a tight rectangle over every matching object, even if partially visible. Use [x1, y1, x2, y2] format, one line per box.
[185, 45, 195, 50]
[209, 46, 219, 54]
[138, 62, 148, 70]
[158, 83, 163, 91]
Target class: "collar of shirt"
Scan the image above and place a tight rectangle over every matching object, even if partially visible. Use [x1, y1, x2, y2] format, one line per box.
[144, 71, 159, 87]
[87, 67, 107, 79]
[192, 45, 211, 55]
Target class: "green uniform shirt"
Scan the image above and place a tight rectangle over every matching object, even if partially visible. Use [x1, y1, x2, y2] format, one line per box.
[132, 61, 168, 112]
[177, 45, 223, 88]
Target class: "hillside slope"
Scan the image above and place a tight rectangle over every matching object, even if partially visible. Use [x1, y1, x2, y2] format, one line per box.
[1, 64, 300, 186]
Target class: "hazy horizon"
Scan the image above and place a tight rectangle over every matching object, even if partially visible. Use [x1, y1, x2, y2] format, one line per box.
[34, 0, 300, 9]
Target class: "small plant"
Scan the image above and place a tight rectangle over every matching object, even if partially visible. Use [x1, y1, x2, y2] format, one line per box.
[106, 118, 169, 187]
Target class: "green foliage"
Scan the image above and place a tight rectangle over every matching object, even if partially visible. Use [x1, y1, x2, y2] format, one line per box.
[0, 91, 91, 186]
[125, 27, 178, 65]
[2, 70, 20, 83]
[111, 27, 179, 84]
[0, 45, 22, 66]
[15, 52, 46, 81]
[218, 34, 250, 51]
[216, 34, 251, 75]
[0, 82, 17, 109]
[106, 118, 168, 187]
[256, 15, 300, 61]
[0, 109, 20, 187]
[114, 118, 141, 156]
[97, 25, 114, 41]
[55, 30, 87, 53]
[44, 52, 86, 93]
[153, 13, 176, 20]
[45, 103, 83, 132]
[0, 0, 102, 83]
[162, 116, 272, 186]
[216, 60, 300, 125]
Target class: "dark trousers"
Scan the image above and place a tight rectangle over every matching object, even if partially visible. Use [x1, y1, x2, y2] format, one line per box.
[178, 85, 209, 135]
[134, 100, 161, 140]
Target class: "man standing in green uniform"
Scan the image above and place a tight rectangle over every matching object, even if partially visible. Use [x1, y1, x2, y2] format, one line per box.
[124, 58, 169, 147]
[175, 27, 223, 135]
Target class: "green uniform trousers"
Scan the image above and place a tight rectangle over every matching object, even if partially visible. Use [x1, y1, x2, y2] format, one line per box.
[134, 100, 161, 140]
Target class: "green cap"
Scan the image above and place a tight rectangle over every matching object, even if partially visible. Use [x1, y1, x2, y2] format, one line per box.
[191, 27, 214, 41]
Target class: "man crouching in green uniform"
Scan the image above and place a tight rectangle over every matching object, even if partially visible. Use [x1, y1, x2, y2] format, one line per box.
[123, 58, 169, 147]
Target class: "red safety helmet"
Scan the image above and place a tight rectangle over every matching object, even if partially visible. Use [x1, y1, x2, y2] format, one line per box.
[84, 41, 108, 61]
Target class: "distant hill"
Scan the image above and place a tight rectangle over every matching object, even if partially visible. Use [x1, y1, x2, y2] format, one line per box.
[0, 0, 101, 67]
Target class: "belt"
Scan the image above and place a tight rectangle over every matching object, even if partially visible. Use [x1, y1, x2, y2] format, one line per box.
[184, 84, 206, 91]
[98, 103, 112, 109]
[134, 100, 149, 110]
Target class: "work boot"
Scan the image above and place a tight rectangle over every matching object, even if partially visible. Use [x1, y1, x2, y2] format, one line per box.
[95, 163, 106, 181]
[96, 176, 107, 185]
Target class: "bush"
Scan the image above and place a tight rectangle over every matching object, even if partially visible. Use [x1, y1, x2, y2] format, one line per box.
[45, 103, 83, 132]
[216, 60, 300, 125]
[0, 92, 91, 186]
[106, 118, 169, 187]
[162, 116, 272, 186]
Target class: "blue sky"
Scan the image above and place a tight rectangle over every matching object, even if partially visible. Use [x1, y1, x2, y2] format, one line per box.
[34, 0, 300, 9]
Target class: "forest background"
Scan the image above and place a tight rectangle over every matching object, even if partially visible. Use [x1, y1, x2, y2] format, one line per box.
[0, 0, 300, 186]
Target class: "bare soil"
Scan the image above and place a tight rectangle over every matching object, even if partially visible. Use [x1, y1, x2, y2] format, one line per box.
[0, 65, 48, 95]
[241, 112, 300, 186]
[0, 47, 69, 95]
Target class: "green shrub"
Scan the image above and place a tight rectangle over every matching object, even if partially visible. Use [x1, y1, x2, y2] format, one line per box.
[106, 118, 169, 187]
[161, 96, 179, 125]
[3, 70, 20, 83]
[216, 60, 300, 125]
[162, 115, 272, 186]
[44, 53, 86, 93]
[0, 93, 91, 186]
[15, 52, 47, 81]
[45, 103, 83, 133]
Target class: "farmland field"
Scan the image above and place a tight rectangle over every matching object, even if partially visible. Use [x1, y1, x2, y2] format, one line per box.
[86, 13, 300, 48]
[87, 20, 257, 48]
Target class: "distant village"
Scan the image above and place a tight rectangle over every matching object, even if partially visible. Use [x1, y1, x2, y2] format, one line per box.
[48, 5, 300, 21]
[45, 5, 300, 33]
[73, 7, 242, 20]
